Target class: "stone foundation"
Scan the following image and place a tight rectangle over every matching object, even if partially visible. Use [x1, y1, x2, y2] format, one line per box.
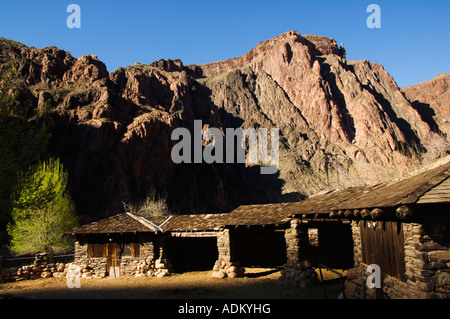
[212, 260, 245, 279]
[278, 261, 319, 288]
[135, 258, 172, 278]
[73, 258, 108, 278]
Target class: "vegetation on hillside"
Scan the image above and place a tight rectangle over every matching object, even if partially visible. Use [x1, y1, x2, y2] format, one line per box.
[0, 69, 52, 246]
[0, 69, 78, 254]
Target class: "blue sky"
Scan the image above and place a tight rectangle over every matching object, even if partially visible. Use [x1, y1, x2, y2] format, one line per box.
[0, 0, 449, 87]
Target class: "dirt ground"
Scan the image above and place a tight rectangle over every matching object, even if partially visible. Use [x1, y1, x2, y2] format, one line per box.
[0, 267, 344, 299]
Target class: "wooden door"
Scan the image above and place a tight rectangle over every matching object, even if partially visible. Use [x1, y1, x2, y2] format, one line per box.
[359, 221, 406, 298]
[107, 243, 119, 276]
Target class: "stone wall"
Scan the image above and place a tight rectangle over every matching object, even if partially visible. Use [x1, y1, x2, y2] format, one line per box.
[280, 219, 317, 288]
[117, 241, 157, 276]
[216, 229, 232, 263]
[74, 240, 88, 261]
[74, 240, 157, 278]
[284, 219, 304, 265]
[350, 221, 450, 299]
[212, 229, 245, 278]
[73, 241, 107, 278]
[0, 263, 67, 282]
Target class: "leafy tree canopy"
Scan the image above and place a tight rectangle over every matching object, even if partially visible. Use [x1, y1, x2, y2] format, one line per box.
[7, 158, 79, 255]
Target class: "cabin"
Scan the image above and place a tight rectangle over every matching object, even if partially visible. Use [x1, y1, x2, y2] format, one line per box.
[69, 211, 290, 278]
[244, 161, 450, 299]
[68, 161, 450, 298]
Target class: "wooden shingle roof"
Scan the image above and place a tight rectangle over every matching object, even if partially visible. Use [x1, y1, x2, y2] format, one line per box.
[70, 213, 229, 235]
[158, 214, 229, 232]
[417, 176, 450, 204]
[221, 203, 294, 226]
[70, 213, 161, 235]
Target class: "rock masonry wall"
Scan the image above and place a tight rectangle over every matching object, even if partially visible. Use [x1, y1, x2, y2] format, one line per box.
[279, 219, 318, 288]
[212, 229, 245, 279]
[349, 221, 450, 299]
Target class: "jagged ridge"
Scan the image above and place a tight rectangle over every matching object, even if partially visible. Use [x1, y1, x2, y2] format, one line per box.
[0, 31, 448, 221]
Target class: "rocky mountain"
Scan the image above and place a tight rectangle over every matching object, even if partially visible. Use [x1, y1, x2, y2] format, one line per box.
[402, 73, 450, 138]
[0, 31, 448, 221]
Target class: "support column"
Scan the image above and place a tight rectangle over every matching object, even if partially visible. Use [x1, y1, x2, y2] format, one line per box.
[279, 218, 317, 287]
[284, 218, 307, 265]
[216, 228, 233, 263]
[154, 235, 172, 277]
[212, 228, 244, 278]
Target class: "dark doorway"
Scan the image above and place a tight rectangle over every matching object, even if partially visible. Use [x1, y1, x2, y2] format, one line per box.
[305, 222, 354, 269]
[166, 237, 218, 272]
[231, 227, 287, 267]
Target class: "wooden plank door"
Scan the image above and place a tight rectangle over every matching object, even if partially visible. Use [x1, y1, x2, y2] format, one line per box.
[107, 243, 119, 276]
[359, 221, 406, 298]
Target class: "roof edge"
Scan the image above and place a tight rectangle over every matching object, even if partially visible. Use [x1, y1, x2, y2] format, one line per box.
[126, 213, 161, 232]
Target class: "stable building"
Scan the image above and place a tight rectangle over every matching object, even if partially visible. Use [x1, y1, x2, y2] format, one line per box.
[68, 160, 450, 299]
[69, 210, 292, 278]
[247, 161, 450, 299]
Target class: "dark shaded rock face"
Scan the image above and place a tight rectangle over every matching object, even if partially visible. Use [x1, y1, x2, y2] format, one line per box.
[402, 74, 450, 138]
[1, 31, 448, 220]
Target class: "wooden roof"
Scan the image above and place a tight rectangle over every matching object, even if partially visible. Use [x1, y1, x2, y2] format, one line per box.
[158, 214, 229, 232]
[69, 213, 230, 235]
[417, 177, 450, 204]
[221, 203, 294, 226]
[70, 161, 450, 235]
[70, 213, 161, 235]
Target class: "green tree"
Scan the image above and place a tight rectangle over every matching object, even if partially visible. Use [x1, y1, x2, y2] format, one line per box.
[0, 69, 50, 245]
[7, 158, 79, 256]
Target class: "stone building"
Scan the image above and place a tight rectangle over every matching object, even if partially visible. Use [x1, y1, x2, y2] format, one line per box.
[68, 161, 450, 298]
[235, 161, 450, 298]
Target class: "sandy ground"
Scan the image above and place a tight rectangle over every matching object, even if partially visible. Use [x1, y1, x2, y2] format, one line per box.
[0, 267, 344, 299]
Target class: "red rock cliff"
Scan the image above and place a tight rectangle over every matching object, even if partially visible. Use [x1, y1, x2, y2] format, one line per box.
[0, 31, 447, 219]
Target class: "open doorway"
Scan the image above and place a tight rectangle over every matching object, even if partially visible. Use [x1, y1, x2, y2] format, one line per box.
[166, 236, 218, 272]
[305, 222, 354, 269]
[231, 227, 287, 267]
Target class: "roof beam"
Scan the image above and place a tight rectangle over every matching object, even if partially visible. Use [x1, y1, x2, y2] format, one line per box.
[395, 205, 414, 220]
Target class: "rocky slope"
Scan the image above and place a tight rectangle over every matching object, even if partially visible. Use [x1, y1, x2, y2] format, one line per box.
[402, 73, 450, 138]
[0, 31, 448, 220]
